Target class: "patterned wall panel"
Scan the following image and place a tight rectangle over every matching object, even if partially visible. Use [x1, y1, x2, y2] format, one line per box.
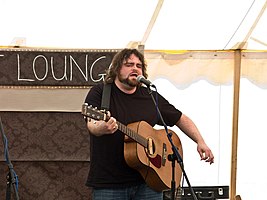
[0, 112, 91, 199]
[0, 161, 92, 200]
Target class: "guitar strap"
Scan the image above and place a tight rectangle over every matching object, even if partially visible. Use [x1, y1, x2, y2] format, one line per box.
[101, 83, 111, 110]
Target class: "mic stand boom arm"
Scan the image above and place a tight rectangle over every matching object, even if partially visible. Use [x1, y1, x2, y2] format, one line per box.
[146, 86, 198, 200]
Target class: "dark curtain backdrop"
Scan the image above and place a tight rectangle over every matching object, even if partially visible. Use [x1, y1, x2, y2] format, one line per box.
[0, 112, 92, 200]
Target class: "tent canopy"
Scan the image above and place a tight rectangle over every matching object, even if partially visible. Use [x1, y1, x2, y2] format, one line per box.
[1, 0, 267, 50]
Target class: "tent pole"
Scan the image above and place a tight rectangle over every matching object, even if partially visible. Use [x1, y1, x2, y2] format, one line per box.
[242, 1, 267, 44]
[230, 49, 242, 200]
[230, 2, 267, 197]
[141, 0, 164, 45]
[127, 0, 164, 49]
[233, 1, 267, 49]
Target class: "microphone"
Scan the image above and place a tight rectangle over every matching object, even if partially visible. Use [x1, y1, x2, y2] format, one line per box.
[136, 75, 155, 87]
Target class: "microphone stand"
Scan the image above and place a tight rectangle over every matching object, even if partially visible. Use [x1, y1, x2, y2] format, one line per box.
[0, 117, 20, 200]
[146, 86, 198, 200]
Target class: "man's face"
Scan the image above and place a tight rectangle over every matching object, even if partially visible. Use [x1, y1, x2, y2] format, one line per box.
[117, 54, 143, 87]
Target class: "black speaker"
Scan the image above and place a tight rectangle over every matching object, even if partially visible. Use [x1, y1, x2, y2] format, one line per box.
[163, 186, 229, 200]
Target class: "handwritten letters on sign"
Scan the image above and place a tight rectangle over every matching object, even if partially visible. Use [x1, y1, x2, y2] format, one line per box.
[0, 49, 118, 86]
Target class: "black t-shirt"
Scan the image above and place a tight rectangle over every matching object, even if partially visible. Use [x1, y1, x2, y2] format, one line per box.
[84, 82, 182, 188]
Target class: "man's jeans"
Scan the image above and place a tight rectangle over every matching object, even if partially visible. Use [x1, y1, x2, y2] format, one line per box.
[92, 183, 163, 200]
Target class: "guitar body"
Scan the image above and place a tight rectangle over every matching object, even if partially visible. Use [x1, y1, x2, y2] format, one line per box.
[124, 121, 183, 192]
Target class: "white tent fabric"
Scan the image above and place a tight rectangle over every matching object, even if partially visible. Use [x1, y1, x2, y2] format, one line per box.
[1, 0, 267, 199]
[1, 0, 267, 50]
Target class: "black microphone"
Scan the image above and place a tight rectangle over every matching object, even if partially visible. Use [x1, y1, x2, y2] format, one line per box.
[136, 75, 155, 87]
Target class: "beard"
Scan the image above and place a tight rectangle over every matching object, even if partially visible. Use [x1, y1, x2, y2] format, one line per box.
[117, 74, 138, 87]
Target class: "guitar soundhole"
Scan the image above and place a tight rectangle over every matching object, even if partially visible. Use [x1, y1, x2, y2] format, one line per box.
[147, 137, 155, 156]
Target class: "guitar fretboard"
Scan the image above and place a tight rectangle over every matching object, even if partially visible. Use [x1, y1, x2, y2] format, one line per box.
[117, 121, 147, 147]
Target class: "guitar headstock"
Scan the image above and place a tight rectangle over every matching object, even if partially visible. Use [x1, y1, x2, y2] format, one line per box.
[81, 103, 108, 121]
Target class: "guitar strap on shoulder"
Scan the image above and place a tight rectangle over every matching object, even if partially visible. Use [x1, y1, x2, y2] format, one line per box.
[101, 83, 111, 110]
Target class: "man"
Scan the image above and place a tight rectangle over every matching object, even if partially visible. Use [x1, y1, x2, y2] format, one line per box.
[84, 48, 214, 200]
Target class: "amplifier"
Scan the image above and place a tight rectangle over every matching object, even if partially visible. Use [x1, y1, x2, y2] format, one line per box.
[163, 186, 229, 200]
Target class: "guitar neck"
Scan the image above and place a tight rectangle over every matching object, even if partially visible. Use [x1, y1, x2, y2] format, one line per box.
[81, 103, 147, 147]
[117, 121, 147, 147]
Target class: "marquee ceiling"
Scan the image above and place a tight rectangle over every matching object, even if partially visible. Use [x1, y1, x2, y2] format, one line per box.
[1, 0, 267, 50]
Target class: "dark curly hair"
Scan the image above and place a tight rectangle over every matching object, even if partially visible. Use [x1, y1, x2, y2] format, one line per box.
[104, 48, 148, 84]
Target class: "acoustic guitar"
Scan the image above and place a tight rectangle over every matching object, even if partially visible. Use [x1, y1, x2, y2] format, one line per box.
[81, 103, 183, 192]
